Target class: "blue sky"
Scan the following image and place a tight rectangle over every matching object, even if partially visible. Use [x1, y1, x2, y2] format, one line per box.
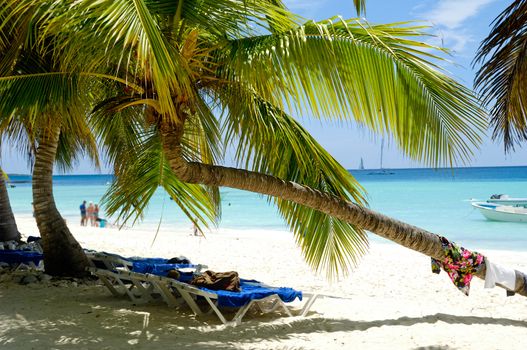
[1, 0, 525, 174]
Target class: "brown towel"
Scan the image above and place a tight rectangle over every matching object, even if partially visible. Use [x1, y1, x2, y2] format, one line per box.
[166, 269, 180, 279]
[190, 270, 240, 292]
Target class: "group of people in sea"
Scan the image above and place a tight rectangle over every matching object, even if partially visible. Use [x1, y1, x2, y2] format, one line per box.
[79, 201, 107, 227]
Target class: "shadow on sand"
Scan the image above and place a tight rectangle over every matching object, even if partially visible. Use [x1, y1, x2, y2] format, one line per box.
[1, 285, 526, 349]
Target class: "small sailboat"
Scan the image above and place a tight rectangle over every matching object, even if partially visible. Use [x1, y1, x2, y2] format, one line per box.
[359, 158, 365, 170]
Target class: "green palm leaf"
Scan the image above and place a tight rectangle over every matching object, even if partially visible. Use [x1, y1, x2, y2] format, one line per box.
[474, 0, 527, 151]
[29, 0, 190, 117]
[102, 129, 219, 229]
[220, 85, 368, 277]
[221, 18, 486, 167]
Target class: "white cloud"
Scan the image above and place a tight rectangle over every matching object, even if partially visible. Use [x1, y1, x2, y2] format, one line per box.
[422, 0, 495, 29]
[426, 28, 474, 56]
[417, 0, 496, 52]
[283, 0, 328, 18]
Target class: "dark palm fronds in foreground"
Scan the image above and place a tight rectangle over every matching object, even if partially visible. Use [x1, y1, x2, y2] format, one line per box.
[474, 0, 527, 151]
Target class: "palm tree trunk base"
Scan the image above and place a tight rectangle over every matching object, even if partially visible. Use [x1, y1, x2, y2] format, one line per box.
[40, 227, 90, 277]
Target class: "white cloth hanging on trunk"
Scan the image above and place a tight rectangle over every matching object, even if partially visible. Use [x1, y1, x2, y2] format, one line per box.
[484, 258, 516, 290]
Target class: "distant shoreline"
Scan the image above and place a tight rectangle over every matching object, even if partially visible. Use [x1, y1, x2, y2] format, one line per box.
[6, 164, 527, 177]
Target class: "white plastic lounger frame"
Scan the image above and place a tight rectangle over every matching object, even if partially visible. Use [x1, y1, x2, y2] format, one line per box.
[85, 252, 206, 300]
[86, 267, 135, 298]
[144, 274, 319, 326]
[87, 267, 175, 305]
[85, 252, 134, 271]
[85, 253, 135, 299]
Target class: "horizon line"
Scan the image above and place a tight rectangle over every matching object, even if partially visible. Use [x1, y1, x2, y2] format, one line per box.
[5, 164, 527, 176]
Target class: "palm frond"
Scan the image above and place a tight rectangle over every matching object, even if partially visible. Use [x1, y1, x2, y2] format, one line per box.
[474, 0, 527, 151]
[222, 86, 365, 201]
[220, 85, 368, 278]
[91, 100, 147, 175]
[0, 2, 35, 76]
[0, 113, 36, 168]
[92, 88, 223, 222]
[181, 92, 222, 164]
[55, 116, 100, 173]
[279, 205, 368, 279]
[34, 0, 192, 117]
[0, 168, 7, 181]
[353, 0, 366, 16]
[221, 18, 486, 167]
[102, 129, 219, 229]
[147, 0, 298, 35]
[0, 72, 83, 119]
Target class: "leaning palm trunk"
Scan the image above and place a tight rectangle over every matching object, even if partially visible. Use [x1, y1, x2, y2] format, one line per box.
[161, 123, 527, 297]
[0, 167, 21, 242]
[32, 126, 90, 276]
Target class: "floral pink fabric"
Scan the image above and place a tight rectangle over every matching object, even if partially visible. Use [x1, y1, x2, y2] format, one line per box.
[431, 236, 485, 296]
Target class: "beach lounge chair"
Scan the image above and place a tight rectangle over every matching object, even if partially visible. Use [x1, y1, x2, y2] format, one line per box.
[85, 251, 201, 272]
[87, 267, 172, 304]
[145, 274, 318, 326]
[85, 251, 137, 270]
[0, 250, 44, 269]
[85, 252, 206, 300]
[91, 267, 318, 326]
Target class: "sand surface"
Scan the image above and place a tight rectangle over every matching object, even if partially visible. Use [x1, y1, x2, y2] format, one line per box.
[1, 215, 527, 349]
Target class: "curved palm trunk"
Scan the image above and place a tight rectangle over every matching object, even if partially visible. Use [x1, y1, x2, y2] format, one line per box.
[0, 168, 21, 242]
[161, 123, 527, 297]
[32, 126, 90, 276]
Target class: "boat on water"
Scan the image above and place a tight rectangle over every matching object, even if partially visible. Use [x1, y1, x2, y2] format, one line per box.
[472, 202, 527, 223]
[359, 158, 365, 170]
[486, 194, 527, 207]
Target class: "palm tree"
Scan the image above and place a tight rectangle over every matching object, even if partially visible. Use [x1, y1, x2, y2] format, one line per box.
[0, 112, 98, 276]
[0, 5, 98, 275]
[2, 0, 526, 294]
[474, 0, 527, 151]
[0, 4, 22, 243]
[32, 122, 95, 276]
[0, 166, 21, 242]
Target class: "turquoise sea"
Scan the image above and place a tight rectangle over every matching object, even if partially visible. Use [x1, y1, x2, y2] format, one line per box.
[6, 166, 527, 251]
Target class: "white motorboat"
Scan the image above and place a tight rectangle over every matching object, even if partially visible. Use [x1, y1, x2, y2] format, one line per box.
[472, 202, 527, 223]
[486, 194, 527, 207]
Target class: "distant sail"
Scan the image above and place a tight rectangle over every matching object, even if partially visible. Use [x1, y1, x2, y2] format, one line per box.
[359, 158, 365, 170]
[367, 138, 394, 175]
[380, 138, 384, 170]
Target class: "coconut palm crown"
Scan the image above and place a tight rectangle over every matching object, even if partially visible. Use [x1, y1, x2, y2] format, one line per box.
[474, 0, 527, 151]
[0, 0, 486, 278]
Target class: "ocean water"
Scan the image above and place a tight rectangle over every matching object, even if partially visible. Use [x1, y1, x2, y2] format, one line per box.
[6, 166, 527, 251]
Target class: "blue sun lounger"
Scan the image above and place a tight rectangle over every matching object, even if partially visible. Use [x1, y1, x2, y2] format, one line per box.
[86, 252, 317, 325]
[140, 272, 318, 326]
[85, 251, 206, 302]
[131, 261, 197, 274]
[0, 250, 43, 269]
[85, 251, 202, 272]
[202, 279, 302, 308]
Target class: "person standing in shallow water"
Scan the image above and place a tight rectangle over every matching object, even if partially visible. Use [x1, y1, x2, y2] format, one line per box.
[192, 219, 199, 236]
[87, 202, 95, 226]
[79, 201, 87, 226]
[93, 204, 100, 227]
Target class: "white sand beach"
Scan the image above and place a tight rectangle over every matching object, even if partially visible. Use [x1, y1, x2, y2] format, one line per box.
[1, 215, 527, 349]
